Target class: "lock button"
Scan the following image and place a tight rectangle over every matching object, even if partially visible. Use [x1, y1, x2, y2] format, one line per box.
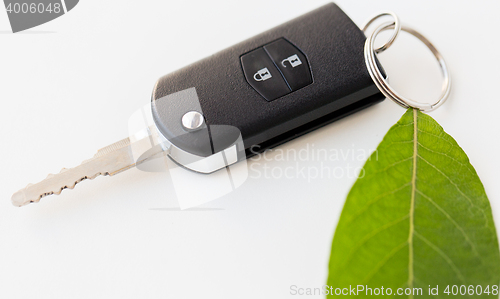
[241, 48, 291, 101]
[241, 38, 312, 101]
[264, 39, 312, 91]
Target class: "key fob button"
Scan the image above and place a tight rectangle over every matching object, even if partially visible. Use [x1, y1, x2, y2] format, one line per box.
[264, 38, 312, 91]
[241, 48, 291, 101]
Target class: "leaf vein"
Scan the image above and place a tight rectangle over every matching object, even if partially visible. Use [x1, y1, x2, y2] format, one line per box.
[416, 154, 482, 210]
[361, 157, 413, 181]
[340, 214, 410, 271]
[417, 128, 454, 146]
[344, 182, 412, 226]
[414, 231, 466, 283]
[362, 241, 408, 284]
[415, 189, 482, 260]
[417, 142, 474, 175]
[408, 109, 418, 293]
[395, 121, 415, 128]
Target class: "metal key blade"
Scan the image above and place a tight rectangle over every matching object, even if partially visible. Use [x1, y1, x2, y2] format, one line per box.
[11, 137, 165, 207]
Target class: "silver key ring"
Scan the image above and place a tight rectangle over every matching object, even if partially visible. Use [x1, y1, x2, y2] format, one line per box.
[363, 14, 451, 112]
[361, 11, 401, 53]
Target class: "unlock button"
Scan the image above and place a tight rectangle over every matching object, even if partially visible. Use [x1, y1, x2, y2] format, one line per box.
[241, 48, 291, 101]
[264, 39, 312, 91]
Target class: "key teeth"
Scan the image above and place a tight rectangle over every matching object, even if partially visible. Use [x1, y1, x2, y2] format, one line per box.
[12, 172, 107, 207]
[11, 137, 135, 207]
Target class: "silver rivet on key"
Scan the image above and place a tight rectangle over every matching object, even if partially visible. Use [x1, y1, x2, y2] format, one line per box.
[181, 111, 204, 132]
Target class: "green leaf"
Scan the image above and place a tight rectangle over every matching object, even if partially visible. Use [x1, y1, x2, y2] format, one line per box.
[327, 109, 500, 297]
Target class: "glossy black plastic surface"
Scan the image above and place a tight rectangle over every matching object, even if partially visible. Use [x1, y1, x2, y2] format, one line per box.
[263, 38, 312, 92]
[241, 47, 291, 101]
[152, 3, 384, 158]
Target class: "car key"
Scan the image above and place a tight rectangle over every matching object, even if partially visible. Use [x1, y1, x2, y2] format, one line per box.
[12, 2, 385, 207]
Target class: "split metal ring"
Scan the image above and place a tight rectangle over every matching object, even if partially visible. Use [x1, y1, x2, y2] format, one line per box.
[362, 11, 401, 53]
[363, 14, 451, 112]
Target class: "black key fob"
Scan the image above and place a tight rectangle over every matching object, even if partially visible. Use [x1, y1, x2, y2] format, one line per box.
[151, 3, 384, 173]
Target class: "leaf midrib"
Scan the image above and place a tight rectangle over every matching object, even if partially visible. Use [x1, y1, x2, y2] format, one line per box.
[328, 108, 500, 294]
[408, 109, 417, 296]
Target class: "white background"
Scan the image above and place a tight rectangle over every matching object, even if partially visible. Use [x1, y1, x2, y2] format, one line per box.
[1, 0, 499, 298]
